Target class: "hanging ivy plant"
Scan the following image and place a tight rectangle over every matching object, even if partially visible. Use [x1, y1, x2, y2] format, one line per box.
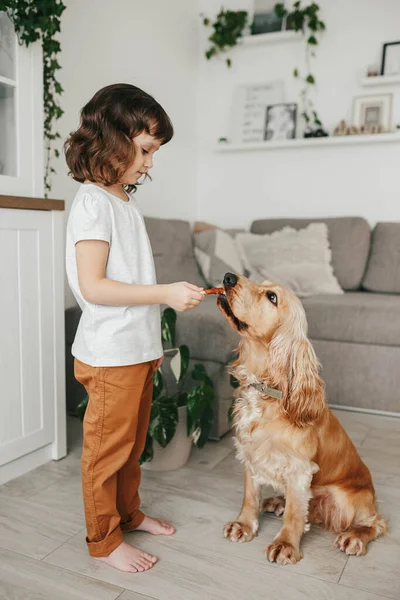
[202, 9, 249, 67]
[274, 1, 326, 135]
[0, 0, 66, 195]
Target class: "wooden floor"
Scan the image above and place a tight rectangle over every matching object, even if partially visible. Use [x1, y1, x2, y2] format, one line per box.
[1, 409, 399, 600]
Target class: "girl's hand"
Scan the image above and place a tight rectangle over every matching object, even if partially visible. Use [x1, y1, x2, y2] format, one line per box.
[164, 282, 204, 312]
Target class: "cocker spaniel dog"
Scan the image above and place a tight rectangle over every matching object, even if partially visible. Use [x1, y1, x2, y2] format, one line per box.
[217, 273, 387, 565]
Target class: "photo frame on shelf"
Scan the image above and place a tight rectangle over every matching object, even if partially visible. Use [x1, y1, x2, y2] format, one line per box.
[230, 80, 284, 144]
[381, 41, 400, 76]
[251, 0, 292, 35]
[264, 103, 297, 141]
[353, 94, 393, 132]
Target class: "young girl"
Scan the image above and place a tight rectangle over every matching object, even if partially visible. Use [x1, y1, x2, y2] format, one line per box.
[65, 83, 204, 573]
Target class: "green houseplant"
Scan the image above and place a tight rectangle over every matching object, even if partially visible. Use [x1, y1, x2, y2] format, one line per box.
[1, 0, 66, 195]
[274, 1, 326, 135]
[77, 307, 215, 469]
[202, 8, 249, 67]
[202, 2, 326, 135]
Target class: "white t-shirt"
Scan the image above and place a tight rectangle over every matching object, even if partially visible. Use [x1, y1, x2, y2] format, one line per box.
[66, 183, 163, 367]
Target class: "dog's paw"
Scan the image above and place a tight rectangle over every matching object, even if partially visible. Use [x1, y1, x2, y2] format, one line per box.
[265, 540, 302, 565]
[223, 521, 257, 543]
[334, 532, 366, 556]
[262, 496, 285, 517]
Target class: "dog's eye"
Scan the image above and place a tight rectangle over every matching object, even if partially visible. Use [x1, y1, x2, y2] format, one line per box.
[266, 291, 278, 306]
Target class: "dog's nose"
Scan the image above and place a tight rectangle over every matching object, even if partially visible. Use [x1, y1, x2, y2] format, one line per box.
[223, 272, 238, 287]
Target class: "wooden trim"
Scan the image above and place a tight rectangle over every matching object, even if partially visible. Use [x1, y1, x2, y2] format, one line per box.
[0, 195, 65, 211]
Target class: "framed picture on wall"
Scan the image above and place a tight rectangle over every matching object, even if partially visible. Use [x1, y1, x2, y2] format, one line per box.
[231, 80, 284, 144]
[264, 103, 297, 141]
[381, 41, 400, 76]
[251, 0, 292, 35]
[353, 94, 393, 132]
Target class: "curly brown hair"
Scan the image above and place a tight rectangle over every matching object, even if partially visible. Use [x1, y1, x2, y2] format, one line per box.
[64, 83, 173, 191]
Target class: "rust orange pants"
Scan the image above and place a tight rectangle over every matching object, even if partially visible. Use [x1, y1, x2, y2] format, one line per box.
[74, 358, 157, 557]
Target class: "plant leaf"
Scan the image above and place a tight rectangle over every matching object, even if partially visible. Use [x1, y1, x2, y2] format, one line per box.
[153, 369, 164, 400]
[148, 396, 178, 448]
[293, 68, 299, 78]
[161, 307, 177, 346]
[274, 3, 287, 18]
[306, 74, 315, 84]
[76, 396, 88, 421]
[178, 345, 190, 382]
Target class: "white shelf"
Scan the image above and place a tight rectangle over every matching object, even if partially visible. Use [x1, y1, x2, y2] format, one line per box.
[215, 133, 400, 152]
[361, 74, 400, 87]
[240, 30, 302, 46]
[0, 75, 17, 87]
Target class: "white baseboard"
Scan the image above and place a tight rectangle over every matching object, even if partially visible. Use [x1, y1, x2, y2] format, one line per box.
[329, 404, 400, 419]
[0, 444, 54, 485]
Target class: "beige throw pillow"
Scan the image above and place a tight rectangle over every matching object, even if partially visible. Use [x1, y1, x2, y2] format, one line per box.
[235, 223, 343, 297]
[194, 228, 245, 287]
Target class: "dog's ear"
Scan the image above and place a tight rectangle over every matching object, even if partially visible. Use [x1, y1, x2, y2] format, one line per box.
[282, 337, 325, 427]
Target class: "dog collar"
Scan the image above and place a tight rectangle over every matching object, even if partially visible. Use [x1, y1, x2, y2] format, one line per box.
[250, 381, 283, 401]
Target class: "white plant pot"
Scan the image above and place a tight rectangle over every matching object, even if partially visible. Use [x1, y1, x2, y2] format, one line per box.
[142, 406, 193, 471]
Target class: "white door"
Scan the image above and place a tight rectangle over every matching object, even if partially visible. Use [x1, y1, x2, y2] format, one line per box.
[0, 209, 55, 466]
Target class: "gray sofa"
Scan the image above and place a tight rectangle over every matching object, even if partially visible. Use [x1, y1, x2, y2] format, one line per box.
[65, 216, 400, 439]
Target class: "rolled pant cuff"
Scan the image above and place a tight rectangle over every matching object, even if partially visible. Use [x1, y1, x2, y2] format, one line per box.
[87, 526, 124, 557]
[120, 510, 145, 533]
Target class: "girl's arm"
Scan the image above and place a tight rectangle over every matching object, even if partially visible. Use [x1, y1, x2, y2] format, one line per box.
[76, 240, 204, 312]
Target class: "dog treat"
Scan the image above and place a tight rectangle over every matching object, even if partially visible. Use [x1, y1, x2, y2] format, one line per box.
[203, 287, 224, 295]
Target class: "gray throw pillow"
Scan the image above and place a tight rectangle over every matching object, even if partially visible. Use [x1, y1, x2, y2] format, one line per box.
[363, 223, 400, 293]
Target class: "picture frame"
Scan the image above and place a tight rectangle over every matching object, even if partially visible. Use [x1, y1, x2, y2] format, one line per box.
[353, 94, 393, 132]
[230, 80, 284, 144]
[264, 103, 297, 141]
[380, 41, 400, 76]
[251, 0, 292, 36]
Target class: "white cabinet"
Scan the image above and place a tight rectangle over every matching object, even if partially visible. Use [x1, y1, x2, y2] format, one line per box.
[0, 11, 44, 197]
[0, 203, 66, 484]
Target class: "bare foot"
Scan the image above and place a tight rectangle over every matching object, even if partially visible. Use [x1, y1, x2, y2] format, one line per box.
[133, 515, 175, 536]
[97, 541, 157, 573]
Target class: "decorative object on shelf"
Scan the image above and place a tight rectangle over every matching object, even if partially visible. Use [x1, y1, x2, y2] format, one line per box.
[274, 1, 326, 136]
[0, 1, 66, 196]
[353, 94, 392, 132]
[304, 127, 328, 138]
[264, 102, 297, 140]
[367, 65, 379, 78]
[381, 41, 400, 76]
[202, 8, 249, 67]
[231, 80, 284, 144]
[251, 0, 292, 35]
[333, 119, 385, 136]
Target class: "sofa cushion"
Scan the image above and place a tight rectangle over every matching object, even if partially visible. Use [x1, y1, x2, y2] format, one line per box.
[145, 217, 206, 287]
[236, 223, 343, 297]
[362, 222, 400, 293]
[251, 217, 370, 291]
[176, 300, 239, 364]
[194, 228, 245, 287]
[303, 292, 400, 346]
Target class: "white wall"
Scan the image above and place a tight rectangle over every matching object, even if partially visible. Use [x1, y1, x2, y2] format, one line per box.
[51, 0, 200, 308]
[196, 0, 400, 228]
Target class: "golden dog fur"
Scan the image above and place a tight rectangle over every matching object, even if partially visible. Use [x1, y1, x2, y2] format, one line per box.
[218, 274, 387, 565]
